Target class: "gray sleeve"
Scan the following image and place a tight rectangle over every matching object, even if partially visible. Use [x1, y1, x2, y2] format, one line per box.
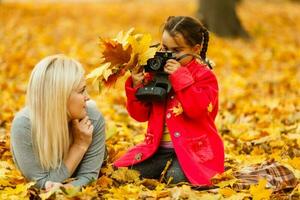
[69, 107, 106, 187]
[10, 116, 70, 189]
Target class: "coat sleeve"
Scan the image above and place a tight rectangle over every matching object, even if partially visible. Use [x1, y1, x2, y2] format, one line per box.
[169, 67, 218, 119]
[125, 77, 151, 122]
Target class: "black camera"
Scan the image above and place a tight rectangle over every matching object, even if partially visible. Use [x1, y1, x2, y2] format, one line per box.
[135, 51, 176, 102]
[144, 51, 176, 72]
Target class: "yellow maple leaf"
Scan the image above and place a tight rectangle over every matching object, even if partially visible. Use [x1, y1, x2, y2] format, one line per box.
[288, 157, 300, 170]
[0, 182, 35, 199]
[249, 179, 273, 200]
[103, 67, 113, 81]
[88, 29, 157, 89]
[128, 33, 157, 67]
[86, 62, 111, 84]
[219, 187, 236, 197]
[171, 102, 183, 116]
[114, 28, 135, 49]
[111, 167, 140, 183]
[207, 102, 213, 112]
[97, 175, 113, 188]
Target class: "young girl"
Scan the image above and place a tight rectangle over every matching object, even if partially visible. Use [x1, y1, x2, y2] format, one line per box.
[114, 16, 224, 185]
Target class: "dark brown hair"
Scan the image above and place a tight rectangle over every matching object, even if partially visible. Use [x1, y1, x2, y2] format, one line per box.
[163, 16, 209, 61]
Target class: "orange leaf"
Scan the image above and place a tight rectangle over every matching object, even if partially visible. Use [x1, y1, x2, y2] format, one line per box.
[100, 38, 132, 66]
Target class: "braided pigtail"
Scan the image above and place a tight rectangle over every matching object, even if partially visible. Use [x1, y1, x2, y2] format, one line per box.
[200, 29, 209, 61]
[200, 29, 213, 69]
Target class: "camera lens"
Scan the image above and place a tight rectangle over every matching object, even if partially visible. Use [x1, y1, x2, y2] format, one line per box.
[149, 57, 163, 71]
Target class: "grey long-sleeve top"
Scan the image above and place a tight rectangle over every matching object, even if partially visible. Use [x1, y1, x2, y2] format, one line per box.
[10, 101, 106, 189]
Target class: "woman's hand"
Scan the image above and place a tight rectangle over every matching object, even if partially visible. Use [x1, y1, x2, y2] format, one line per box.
[164, 59, 181, 74]
[71, 116, 94, 150]
[45, 181, 63, 192]
[131, 68, 145, 88]
[45, 181, 74, 192]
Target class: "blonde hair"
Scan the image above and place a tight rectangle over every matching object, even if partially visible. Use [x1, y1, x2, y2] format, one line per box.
[26, 54, 84, 170]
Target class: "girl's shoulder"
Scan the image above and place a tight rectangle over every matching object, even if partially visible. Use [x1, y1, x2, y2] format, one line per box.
[190, 61, 217, 79]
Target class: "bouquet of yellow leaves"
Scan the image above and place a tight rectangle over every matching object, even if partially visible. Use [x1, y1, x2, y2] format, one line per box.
[87, 28, 158, 90]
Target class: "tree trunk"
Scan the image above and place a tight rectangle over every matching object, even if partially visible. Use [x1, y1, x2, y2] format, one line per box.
[197, 0, 249, 38]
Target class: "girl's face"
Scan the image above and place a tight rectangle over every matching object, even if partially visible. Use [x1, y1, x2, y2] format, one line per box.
[162, 31, 201, 65]
[67, 78, 90, 120]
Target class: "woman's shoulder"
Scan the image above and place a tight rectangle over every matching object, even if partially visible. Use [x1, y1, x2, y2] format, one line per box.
[11, 107, 31, 136]
[13, 107, 30, 124]
[86, 100, 104, 122]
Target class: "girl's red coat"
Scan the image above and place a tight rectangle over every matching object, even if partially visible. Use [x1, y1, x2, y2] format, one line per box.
[114, 60, 224, 185]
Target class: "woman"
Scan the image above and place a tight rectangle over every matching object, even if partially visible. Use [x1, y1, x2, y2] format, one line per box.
[10, 55, 106, 190]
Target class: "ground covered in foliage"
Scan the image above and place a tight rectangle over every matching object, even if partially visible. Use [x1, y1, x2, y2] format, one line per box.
[0, 0, 300, 199]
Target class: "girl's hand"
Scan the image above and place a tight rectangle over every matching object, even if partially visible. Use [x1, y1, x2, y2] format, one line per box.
[164, 59, 181, 74]
[131, 69, 144, 88]
[45, 181, 63, 192]
[71, 116, 93, 150]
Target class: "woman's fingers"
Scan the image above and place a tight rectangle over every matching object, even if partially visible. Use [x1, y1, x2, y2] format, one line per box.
[72, 117, 92, 134]
[80, 116, 89, 125]
[88, 124, 94, 133]
[71, 117, 93, 148]
[45, 181, 54, 191]
[86, 120, 91, 126]
[45, 181, 63, 192]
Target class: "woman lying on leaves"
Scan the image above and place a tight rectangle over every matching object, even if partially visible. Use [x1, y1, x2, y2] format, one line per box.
[10, 55, 106, 191]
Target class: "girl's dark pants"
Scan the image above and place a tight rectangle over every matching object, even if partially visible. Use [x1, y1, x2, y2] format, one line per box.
[130, 147, 187, 183]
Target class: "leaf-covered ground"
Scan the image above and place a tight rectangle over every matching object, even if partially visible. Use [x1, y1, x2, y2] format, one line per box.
[0, 0, 300, 199]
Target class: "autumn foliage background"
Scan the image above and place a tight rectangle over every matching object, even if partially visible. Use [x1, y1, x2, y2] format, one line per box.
[0, 0, 300, 199]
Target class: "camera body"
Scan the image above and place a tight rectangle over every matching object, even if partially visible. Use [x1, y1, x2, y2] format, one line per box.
[144, 51, 176, 72]
[135, 51, 176, 102]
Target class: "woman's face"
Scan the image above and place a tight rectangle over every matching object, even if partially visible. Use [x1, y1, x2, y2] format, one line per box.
[67, 78, 90, 120]
[162, 31, 201, 65]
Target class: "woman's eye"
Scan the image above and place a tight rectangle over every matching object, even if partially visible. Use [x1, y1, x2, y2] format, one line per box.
[80, 89, 85, 94]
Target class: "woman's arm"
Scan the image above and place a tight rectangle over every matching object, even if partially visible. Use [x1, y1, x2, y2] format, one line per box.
[63, 143, 89, 176]
[68, 105, 106, 187]
[64, 116, 94, 175]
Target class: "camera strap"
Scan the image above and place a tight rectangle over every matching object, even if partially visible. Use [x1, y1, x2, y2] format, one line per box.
[176, 53, 213, 69]
[175, 53, 199, 62]
[150, 43, 161, 48]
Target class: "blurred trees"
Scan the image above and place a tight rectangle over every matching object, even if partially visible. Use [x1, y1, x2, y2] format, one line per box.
[198, 0, 249, 38]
